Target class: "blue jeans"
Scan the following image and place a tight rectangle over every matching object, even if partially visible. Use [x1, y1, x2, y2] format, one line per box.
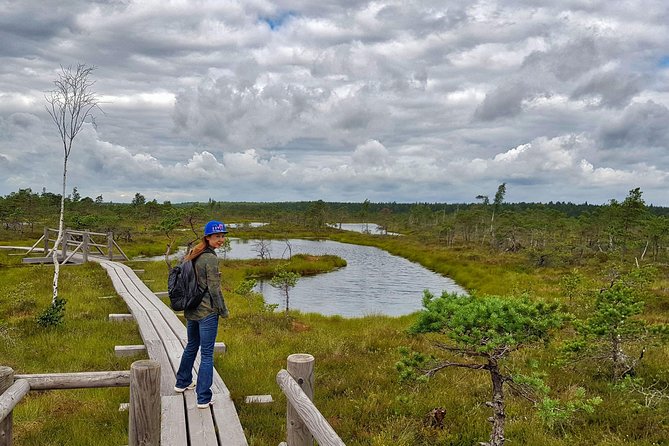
[175, 313, 219, 404]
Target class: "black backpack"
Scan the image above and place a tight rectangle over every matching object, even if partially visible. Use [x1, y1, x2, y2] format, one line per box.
[167, 259, 208, 311]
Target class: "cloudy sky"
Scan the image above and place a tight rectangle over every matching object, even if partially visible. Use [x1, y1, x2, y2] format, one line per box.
[1, 0, 668, 205]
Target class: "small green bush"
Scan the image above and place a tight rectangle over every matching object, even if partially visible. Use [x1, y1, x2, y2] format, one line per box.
[36, 297, 67, 328]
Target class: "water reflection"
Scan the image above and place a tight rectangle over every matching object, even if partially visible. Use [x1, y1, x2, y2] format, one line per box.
[328, 222, 400, 236]
[226, 222, 268, 229]
[137, 237, 466, 318]
[230, 238, 466, 318]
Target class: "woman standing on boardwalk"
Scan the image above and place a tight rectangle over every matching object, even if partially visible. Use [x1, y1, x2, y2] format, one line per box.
[174, 220, 229, 408]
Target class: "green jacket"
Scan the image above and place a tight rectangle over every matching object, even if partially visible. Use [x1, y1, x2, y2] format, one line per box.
[184, 247, 229, 320]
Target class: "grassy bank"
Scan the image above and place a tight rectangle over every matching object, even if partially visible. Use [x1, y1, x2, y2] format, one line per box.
[2, 232, 669, 445]
[0, 250, 141, 445]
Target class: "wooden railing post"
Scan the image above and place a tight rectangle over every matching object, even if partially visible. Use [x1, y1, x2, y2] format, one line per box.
[0, 366, 14, 446]
[286, 353, 315, 446]
[107, 232, 114, 260]
[82, 232, 89, 263]
[61, 229, 68, 261]
[128, 360, 160, 446]
[43, 227, 49, 254]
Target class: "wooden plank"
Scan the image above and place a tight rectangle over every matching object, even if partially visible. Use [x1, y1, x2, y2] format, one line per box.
[132, 312, 162, 343]
[211, 397, 249, 446]
[136, 292, 187, 341]
[212, 371, 232, 398]
[14, 371, 130, 390]
[116, 263, 150, 287]
[117, 296, 147, 323]
[276, 369, 345, 446]
[162, 311, 188, 339]
[93, 257, 248, 445]
[115, 268, 176, 319]
[0, 365, 14, 441]
[116, 267, 169, 307]
[244, 395, 273, 404]
[0, 379, 30, 421]
[161, 395, 188, 446]
[163, 339, 187, 375]
[21, 256, 81, 264]
[147, 310, 184, 345]
[109, 313, 134, 322]
[145, 339, 179, 397]
[115, 345, 147, 357]
[101, 265, 146, 314]
[184, 391, 219, 445]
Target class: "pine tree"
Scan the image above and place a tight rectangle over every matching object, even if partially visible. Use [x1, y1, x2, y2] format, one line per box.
[398, 291, 562, 446]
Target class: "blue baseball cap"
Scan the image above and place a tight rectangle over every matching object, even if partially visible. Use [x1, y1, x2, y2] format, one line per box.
[204, 220, 228, 236]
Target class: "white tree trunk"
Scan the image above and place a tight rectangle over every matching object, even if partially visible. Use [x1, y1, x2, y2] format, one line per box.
[45, 64, 99, 309]
[51, 156, 68, 306]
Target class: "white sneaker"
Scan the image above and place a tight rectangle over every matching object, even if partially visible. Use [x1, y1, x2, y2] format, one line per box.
[197, 401, 213, 409]
[174, 382, 195, 393]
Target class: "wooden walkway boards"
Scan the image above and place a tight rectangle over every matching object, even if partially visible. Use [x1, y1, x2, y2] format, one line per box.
[2, 245, 248, 444]
[96, 259, 248, 445]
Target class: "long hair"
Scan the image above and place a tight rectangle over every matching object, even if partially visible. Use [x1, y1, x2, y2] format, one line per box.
[184, 237, 209, 261]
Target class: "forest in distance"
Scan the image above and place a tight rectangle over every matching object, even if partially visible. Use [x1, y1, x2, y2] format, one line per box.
[2, 184, 669, 445]
[3, 185, 669, 266]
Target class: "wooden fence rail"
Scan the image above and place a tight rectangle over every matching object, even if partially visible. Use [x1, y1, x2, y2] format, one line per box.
[276, 354, 345, 446]
[0, 361, 159, 446]
[23, 227, 128, 264]
[13, 370, 131, 390]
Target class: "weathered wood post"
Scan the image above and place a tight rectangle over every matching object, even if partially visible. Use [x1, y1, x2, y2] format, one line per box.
[61, 229, 69, 262]
[107, 232, 114, 260]
[43, 227, 49, 254]
[82, 232, 89, 263]
[128, 360, 160, 446]
[0, 366, 14, 446]
[286, 353, 315, 446]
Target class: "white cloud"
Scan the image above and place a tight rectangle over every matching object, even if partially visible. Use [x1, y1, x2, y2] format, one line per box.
[0, 93, 41, 113]
[0, 0, 668, 205]
[352, 139, 390, 169]
[100, 92, 176, 109]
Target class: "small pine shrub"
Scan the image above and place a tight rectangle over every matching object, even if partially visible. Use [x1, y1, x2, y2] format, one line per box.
[234, 278, 257, 296]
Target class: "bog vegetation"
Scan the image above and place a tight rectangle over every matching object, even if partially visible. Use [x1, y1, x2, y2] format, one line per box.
[1, 186, 669, 445]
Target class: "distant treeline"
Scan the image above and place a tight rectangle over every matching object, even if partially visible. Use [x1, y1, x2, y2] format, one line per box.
[3, 187, 669, 266]
[186, 197, 669, 218]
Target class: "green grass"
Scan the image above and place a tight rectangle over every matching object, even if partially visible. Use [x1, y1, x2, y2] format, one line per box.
[0, 250, 142, 445]
[2, 234, 669, 445]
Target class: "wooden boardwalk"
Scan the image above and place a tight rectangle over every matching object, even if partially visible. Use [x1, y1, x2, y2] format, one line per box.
[1, 246, 248, 444]
[4, 245, 347, 445]
[97, 259, 248, 445]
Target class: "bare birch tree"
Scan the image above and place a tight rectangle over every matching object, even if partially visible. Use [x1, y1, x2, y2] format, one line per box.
[44, 64, 100, 311]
